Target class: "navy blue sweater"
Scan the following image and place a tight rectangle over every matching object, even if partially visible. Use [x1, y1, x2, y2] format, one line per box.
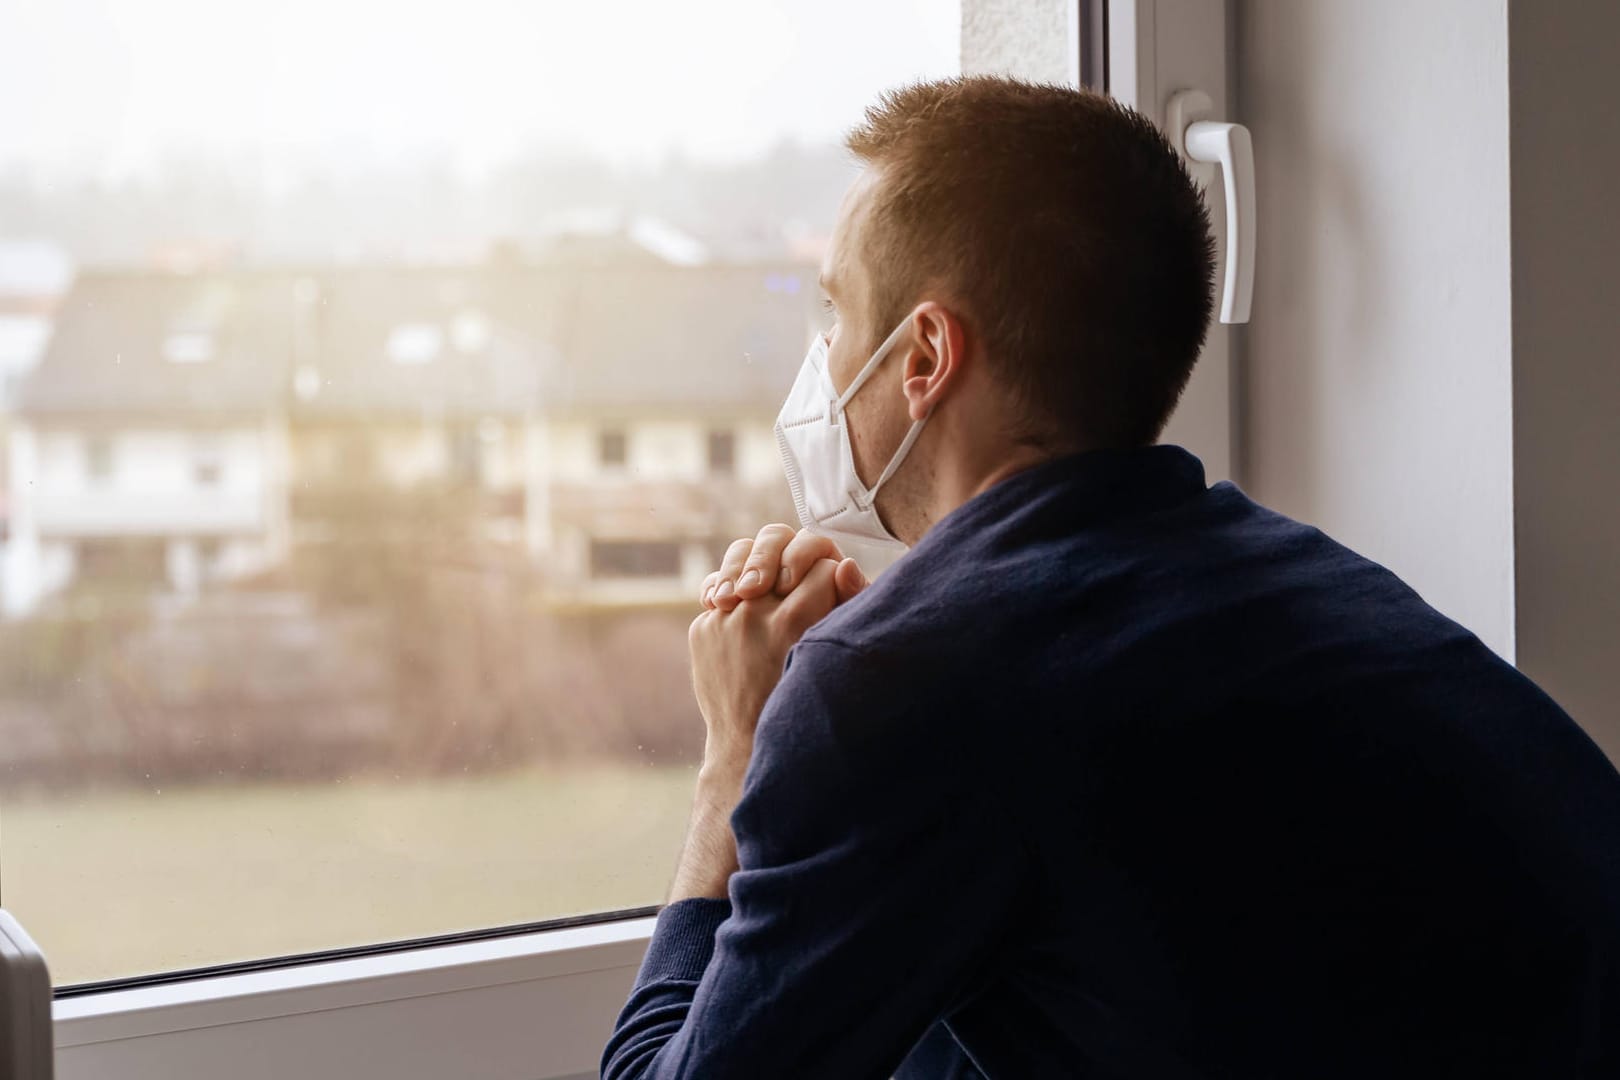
[601, 445, 1620, 1079]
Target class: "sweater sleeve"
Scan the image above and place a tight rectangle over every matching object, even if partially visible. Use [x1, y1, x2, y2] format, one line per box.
[599, 639, 1029, 1080]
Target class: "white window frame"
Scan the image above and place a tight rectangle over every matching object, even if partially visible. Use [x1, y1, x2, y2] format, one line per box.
[45, 5, 1236, 1076]
[1110, 0, 1239, 485]
[53, 916, 655, 1080]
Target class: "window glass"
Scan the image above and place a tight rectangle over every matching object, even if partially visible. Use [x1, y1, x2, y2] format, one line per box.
[0, 0, 959, 984]
[85, 435, 114, 484]
[193, 440, 223, 487]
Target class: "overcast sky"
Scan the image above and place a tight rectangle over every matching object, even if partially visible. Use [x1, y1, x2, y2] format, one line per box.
[0, 0, 960, 180]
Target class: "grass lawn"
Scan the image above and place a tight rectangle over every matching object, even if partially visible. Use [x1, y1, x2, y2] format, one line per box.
[0, 762, 700, 986]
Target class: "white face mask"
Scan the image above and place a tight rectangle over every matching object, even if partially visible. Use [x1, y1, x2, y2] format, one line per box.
[774, 317, 930, 549]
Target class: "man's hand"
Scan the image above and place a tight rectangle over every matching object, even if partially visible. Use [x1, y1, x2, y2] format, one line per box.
[687, 556, 843, 774]
[698, 524, 869, 612]
[667, 526, 871, 903]
[670, 551, 853, 904]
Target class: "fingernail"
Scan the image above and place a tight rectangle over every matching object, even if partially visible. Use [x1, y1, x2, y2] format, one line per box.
[702, 586, 714, 606]
[776, 566, 791, 589]
[715, 580, 734, 600]
[738, 569, 761, 590]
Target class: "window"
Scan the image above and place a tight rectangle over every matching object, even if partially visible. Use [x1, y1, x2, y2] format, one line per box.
[598, 427, 628, 468]
[447, 423, 481, 486]
[0, 0, 963, 994]
[590, 539, 682, 579]
[193, 442, 223, 487]
[707, 428, 737, 475]
[385, 323, 443, 365]
[76, 537, 166, 586]
[0, 4, 1254, 1077]
[163, 330, 214, 364]
[84, 434, 113, 484]
[450, 311, 492, 355]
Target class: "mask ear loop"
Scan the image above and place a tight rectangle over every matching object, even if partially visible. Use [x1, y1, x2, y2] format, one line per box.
[834, 317, 915, 412]
[836, 316, 933, 511]
[854, 411, 931, 510]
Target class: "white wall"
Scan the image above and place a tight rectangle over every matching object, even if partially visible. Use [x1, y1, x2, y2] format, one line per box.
[1235, 0, 1517, 660]
[26, 425, 268, 537]
[960, 0, 1072, 84]
[1508, 1, 1620, 756]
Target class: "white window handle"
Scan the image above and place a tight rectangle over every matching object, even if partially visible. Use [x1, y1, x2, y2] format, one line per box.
[1167, 90, 1255, 325]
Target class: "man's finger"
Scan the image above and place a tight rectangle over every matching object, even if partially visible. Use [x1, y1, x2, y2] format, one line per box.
[773, 530, 845, 596]
[833, 557, 869, 604]
[734, 523, 797, 600]
[778, 557, 841, 637]
[698, 570, 722, 610]
[711, 537, 755, 611]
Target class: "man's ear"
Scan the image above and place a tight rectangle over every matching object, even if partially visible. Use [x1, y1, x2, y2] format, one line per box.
[902, 301, 965, 422]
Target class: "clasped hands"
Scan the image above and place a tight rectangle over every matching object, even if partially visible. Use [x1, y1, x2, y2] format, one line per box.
[687, 524, 868, 786]
[669, 525, 868, 901]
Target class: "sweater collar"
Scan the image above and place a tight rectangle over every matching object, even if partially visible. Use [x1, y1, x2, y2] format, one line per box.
[916, 444, 1210, 551]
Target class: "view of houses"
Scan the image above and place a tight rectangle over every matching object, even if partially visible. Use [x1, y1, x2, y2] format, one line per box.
[0, 68, 873, 813]
[3, 257, 816, 615]
[0, 0, 965, 985]
[0, 226, 826, 785]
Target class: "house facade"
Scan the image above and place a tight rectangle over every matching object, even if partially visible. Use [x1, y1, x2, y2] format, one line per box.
[0, 240, 75, 579]
[2, 260, 817, 615]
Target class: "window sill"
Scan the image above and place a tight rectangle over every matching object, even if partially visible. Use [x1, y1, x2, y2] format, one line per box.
[54, 915, 657, 1080]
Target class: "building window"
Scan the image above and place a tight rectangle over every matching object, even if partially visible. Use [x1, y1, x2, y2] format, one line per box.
[77, 538, 166, 585]
[447, 424, 481, 486]
[163, 330, 214, 364]
[385, 323, 443, 365]
[193, 444, 223, 487]
[598, 427, 628, 467]
[85, 435, 113, 484]
[590, 540, 681, 579]
[707, 428, 736, 474]
[450, 310, 491, 354]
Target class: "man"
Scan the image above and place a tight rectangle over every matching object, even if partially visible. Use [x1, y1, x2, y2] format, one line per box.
[600, 77, 1620, 1079]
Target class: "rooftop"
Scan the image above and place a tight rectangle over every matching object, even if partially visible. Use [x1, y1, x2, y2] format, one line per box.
[17, 261, 821, 418]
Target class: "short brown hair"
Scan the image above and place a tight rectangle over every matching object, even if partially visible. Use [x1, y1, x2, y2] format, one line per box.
[846, 77, 1215, 448]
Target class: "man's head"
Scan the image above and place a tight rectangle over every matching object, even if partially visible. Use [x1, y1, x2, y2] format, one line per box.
[818, 76, 1215, 544]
